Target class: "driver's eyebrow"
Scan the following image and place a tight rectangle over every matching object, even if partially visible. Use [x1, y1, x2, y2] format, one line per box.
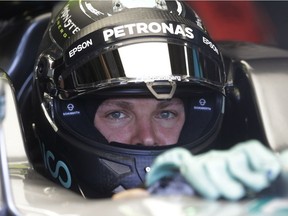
[101, 100, 133, 109]
[157, 99, 183, 109]
[101, 98, 183, 110]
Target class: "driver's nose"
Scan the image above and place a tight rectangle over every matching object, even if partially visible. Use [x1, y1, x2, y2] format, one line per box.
[130, 119, 160, 146]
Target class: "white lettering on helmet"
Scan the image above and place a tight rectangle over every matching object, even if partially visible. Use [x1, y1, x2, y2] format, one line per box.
[136, 23, 149, 34]
[60, 5, 81, 35]
[203, 36, 219, 55]
[103, 22, 194, 41]
[69, 39, 93, 58]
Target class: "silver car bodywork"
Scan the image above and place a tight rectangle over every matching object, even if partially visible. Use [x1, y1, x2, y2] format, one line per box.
[1, 65, 288, 215]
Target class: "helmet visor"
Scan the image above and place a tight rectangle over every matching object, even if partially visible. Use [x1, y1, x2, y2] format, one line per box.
[59, 41, 224, 96]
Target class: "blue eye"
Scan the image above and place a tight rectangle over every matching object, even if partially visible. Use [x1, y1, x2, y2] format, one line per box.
[107, 111, 126, 119]
[157, 111, 176, 119]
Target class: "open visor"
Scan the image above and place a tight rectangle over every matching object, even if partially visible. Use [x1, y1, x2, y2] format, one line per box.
[58, 40, 225, 98]
[55, 90, 224, 151]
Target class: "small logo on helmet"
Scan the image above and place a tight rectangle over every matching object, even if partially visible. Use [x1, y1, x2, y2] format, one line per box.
[63, 103, 81, 116]
[69, 39, 93, 58]
[193, 98, 212, 111]
[67, 103, 74, 111]
[199, 98, 206, 106]
[203, 36, 219, 55]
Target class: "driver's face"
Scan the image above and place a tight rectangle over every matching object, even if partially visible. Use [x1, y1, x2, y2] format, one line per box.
[94, 98, 185, 146]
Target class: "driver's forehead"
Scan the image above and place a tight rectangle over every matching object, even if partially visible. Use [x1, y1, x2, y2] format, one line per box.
[98, 98, 184, 109]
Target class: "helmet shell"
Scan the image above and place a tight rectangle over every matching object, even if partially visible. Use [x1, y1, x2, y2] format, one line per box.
[28, 0, 226, 198]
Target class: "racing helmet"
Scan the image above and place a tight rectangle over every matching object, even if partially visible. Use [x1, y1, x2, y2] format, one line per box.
[28, 0, 226, 198]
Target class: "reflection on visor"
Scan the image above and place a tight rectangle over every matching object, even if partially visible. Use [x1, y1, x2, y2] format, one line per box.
[72, 42, 223, 89]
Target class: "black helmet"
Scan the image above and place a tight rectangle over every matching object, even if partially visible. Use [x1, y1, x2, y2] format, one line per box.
[28, 0, 226, 198]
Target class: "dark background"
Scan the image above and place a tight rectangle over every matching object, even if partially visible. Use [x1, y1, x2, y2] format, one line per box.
[258, 1, 288, 49]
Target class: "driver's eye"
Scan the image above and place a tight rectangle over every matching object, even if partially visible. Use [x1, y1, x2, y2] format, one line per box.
[107, 111, 127, 119]
[157, 111, 176, 119]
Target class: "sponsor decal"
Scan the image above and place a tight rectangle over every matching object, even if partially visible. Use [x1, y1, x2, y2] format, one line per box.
[203, 36, 219, 55]
[40, 143, 72, 189]
[194, 98, 212, 111]
[85, 2, 105, 16]
[56, 4, 81, 39]
[68, 39, 93, 58]
[103, 22, 194, 42]
[63, 103, 81, 116]
[195, 12, 204, 30]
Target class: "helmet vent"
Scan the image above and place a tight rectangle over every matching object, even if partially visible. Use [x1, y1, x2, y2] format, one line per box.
[146, 81, 177, 99]
[100, 159, 131, 175]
